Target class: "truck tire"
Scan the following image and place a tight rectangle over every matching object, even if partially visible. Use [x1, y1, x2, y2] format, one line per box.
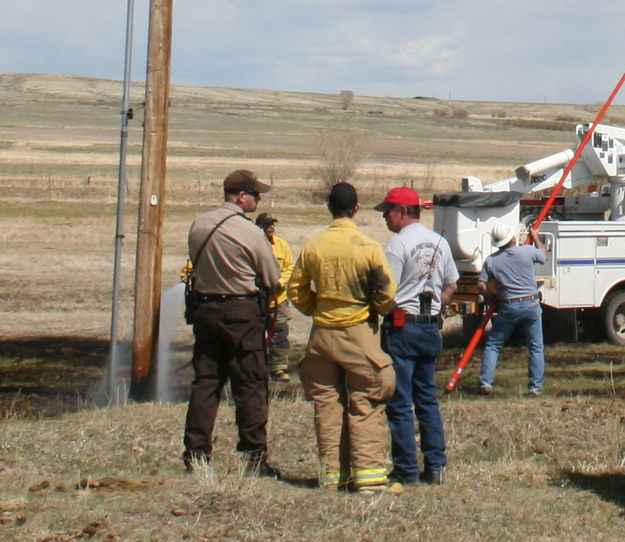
[602, 291, 625, 346]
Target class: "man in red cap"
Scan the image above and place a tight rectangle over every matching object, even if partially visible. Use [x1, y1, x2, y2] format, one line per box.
[255, 212, 295, 382]
[183, 169, 281, 477]
[375, 187, 459, 486]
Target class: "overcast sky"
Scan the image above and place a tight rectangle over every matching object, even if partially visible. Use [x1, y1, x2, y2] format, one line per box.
[2, 1, 624, 105]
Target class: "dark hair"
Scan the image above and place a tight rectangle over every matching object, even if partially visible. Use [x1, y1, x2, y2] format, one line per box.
[327, 182, 358, 217]
[405, 204, 421, 219]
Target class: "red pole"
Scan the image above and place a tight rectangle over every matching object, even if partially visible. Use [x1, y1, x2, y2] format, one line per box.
[445, 303, 497, 391]
[446, 71, 625, 392]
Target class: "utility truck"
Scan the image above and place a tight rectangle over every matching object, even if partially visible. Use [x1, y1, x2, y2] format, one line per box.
[433, 123, 625, 345]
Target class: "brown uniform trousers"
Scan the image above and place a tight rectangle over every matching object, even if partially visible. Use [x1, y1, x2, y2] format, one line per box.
[184, 298, 269, 463]
[299, 320, 396, 489]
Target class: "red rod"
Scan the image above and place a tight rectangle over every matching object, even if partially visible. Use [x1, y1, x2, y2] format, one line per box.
[446, 71, 625, 392]
[445, 303, 496, 391]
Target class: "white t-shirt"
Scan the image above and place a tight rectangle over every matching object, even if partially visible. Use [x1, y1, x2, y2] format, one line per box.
[384, 222, 459, 315]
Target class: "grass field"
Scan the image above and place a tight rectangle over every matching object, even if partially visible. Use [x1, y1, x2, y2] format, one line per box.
[1, 348, 624, 540]
[1, 74, 624, 540]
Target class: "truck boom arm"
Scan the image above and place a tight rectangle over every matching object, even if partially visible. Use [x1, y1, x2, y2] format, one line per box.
[464, 123, 625, 197]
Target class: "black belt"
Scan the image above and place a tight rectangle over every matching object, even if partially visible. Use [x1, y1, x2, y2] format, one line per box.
[501, 294, 539, 304]
[404, 313, 442, 324]
[198, 293, 257, 303]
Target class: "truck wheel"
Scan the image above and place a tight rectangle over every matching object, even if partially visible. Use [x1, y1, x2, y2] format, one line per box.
[603, 291, 625, 346]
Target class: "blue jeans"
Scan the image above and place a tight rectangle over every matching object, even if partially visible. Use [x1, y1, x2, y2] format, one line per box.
[480, 299, 544, 392]
[382, 320, 446, 481]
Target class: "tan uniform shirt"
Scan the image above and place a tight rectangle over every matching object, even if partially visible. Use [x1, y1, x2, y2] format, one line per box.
[189, 202, 280, 294]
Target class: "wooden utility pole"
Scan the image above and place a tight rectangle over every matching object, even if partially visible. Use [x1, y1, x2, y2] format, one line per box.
[131, 0, 173, 400]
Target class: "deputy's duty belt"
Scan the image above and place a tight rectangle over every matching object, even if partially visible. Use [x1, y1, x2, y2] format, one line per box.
[404, 313, 442, 324]
[501, 294, 539, 304]
[199, 293, 257, 302]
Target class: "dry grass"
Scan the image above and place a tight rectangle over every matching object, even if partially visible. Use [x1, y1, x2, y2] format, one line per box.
[1, 392, 624, 540]
[1, 74, 625, 540]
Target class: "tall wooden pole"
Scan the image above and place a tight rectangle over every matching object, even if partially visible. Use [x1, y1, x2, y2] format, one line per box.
[131, 0, 173, 400]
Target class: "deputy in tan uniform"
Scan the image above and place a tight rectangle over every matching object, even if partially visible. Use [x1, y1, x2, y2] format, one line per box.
[288, 182, 397, 493]
[183, 169, 281, 477]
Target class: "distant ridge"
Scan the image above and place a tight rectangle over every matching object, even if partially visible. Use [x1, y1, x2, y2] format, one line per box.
[1, 72, 620, 123]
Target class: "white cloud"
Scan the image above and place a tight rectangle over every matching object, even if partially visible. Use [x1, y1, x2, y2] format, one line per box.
[380, 37, 458, 74]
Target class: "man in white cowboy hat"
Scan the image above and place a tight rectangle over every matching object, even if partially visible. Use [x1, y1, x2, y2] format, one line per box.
[477, 222, 548, 396]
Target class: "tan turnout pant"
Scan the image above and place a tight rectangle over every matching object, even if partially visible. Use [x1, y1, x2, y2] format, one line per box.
[299, 320, 395, 489]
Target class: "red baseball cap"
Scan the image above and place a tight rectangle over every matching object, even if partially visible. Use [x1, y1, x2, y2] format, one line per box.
[374, 187, 420, 212]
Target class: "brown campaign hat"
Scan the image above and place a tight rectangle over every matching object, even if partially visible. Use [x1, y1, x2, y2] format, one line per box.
[255, 212, 278, 227]
[223, 169, 271, 194]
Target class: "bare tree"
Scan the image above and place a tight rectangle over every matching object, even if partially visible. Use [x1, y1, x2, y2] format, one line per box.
[340, 90, 354, 110]
[310, 127, 369, 190]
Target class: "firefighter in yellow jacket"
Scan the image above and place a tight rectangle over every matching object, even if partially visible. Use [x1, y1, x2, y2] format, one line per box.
[287, 182, 397, 493]
[256, 212, 295, 382]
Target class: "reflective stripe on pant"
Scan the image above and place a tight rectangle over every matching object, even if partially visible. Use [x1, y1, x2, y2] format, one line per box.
[323, 470, 350, 488]
[299, 321, 395, 487]
[352, 467, 389, 488]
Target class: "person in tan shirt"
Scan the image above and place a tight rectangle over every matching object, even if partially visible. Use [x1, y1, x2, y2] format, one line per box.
[183, 169, 281, 478]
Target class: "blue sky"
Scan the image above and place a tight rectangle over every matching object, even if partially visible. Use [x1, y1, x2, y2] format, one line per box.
[1, 0, 624, 104]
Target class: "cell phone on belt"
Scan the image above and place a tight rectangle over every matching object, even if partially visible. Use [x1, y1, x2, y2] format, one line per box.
[392, 308, 406, 328]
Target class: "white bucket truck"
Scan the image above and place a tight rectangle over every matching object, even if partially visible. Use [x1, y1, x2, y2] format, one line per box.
[434, 123, 625, 345]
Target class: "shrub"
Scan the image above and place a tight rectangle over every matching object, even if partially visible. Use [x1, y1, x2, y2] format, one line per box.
[309, 126, 369, 191]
